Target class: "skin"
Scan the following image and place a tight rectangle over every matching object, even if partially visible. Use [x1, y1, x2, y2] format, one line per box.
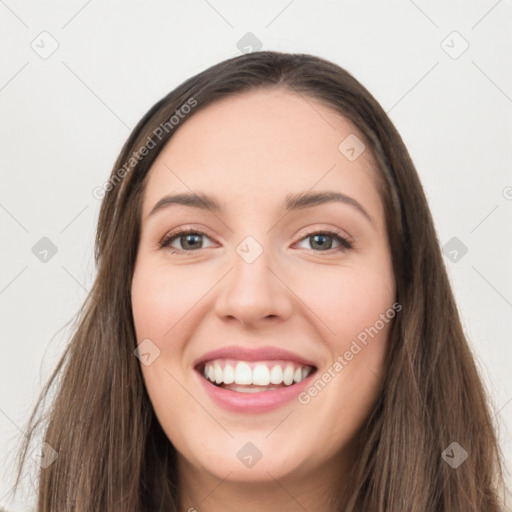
[131, 89, 396, 512]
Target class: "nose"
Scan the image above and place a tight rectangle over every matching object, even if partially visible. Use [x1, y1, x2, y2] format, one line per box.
[213, 242, 294, 329]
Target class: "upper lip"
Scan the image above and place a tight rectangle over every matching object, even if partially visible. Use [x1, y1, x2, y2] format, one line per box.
[193, 346, 318, 369]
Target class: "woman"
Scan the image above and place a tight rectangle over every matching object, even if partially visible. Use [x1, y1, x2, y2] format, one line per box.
[14, 51, 508, 511]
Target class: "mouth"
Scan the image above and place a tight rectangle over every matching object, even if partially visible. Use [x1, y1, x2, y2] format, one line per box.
[196, 359, 317, 393]
[193, 346, 318, 413]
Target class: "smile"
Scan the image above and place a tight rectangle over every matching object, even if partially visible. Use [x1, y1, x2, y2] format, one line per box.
[201, 359, 314, 392]
[193, 346, 318, 413]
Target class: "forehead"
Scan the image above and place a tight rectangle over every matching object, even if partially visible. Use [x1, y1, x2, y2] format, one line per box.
[142, 89, 383, 222]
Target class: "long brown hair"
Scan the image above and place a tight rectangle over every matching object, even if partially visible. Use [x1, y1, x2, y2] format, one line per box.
[13, 50, 508, 511]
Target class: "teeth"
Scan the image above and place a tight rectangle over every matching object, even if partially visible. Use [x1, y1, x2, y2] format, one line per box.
[269, 365, 283, 384]
[234, 362, 252, 385]
[202, 359, 314, 387]
[283, 365, 294, 386]
[252, 364, 270, 386]
[223, 384, 285, 393]
[214, 362, 223, 384]
[223, 364, 235, 384]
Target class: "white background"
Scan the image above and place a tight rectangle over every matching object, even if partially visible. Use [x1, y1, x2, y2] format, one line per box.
[1, 1, 511, 509]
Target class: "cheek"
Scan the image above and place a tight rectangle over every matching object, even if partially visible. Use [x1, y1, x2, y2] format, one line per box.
[292, 260, 395, 439]
[131, 260, 207, 342]
[295, 258, 395, 342]
[131, 261, 200, 446]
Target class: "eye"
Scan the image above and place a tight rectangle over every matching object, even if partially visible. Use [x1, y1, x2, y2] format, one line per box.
[159, 228, 353, 254]
[159, 228, 216, 253]
[295, 230, 353, 253]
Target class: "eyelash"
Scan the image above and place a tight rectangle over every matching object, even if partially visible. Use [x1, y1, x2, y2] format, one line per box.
[159, 227, 353, 255]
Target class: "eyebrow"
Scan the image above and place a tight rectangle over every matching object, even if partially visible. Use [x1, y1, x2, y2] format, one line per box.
[148, 190, 373, 224]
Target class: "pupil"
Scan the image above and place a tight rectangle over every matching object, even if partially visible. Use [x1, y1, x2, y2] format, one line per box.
[311, 234, 332, 250]
[183, 234, 201, 250]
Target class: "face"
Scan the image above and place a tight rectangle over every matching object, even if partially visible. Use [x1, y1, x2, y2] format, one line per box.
[131, 89, 396, 490]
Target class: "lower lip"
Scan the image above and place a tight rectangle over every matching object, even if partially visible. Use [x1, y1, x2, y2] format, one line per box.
[196, 370, 315, 414]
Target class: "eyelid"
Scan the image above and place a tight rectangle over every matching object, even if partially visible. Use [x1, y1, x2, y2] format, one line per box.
[159, 225, 218, 249]
[292, 228, 353, 252]
[293, 225, 353, 246]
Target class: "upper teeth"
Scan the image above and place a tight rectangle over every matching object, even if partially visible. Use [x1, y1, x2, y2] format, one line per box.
[202, 360, 313, 386]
